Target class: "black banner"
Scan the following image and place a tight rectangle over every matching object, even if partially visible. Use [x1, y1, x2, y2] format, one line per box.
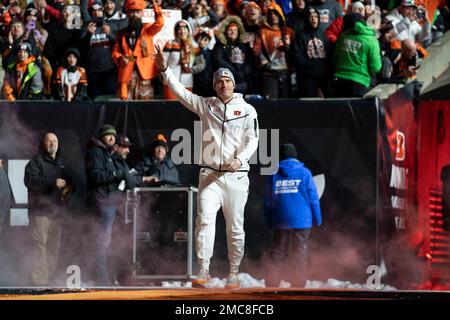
[0, 98, 379, 286]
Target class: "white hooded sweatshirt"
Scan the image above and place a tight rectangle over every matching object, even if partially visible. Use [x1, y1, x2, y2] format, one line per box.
[161, 67, 259, 172]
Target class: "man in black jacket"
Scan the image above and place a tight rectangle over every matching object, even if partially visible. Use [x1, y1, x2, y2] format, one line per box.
[293, 7, 331, 97]
[85, 125, 154, 285]
[24, 132, 76, 286]
[135, 133, 180, 185]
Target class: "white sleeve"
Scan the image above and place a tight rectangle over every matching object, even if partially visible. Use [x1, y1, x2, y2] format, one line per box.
[413, 20, 431, 44]
[162, 67, 206, 115]
[235, 106, 259, 166]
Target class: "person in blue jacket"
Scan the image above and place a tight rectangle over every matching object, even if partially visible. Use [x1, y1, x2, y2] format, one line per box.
[264, 143, 322, 287]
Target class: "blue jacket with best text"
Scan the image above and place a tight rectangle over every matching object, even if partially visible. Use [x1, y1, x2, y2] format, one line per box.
[264, 158, 322, 229]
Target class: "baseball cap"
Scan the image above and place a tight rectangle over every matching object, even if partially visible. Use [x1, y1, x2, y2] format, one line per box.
[401, 0, 417, 8]
[116, 134, 133, 147]
[91, 0, 103, 10]
[213, 68, 235, 88]
[19, 42, 32, 55]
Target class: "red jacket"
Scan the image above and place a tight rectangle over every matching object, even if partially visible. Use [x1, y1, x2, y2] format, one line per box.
[325, 15, 343, 44]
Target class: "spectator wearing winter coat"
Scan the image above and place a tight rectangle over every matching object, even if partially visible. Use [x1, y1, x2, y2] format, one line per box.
[3, 42, 43, 100]
[0, 20, 40, 70]
[43, 4, 83, 75]
[264, 143, 322, 287]
[253, 2, 294, 98]
[377, 17, 400, 83]
[35, 0, 67, 29]
[332, 18, 381, 97]
[325, 0, 364, 44]
[135, 134, 180, 185]
[309, 0, 343, 32]
[103, 0, 129, 43]
[242, 1, 263, 50]
[391, 38, 428, 82]
[24, 132, 77, 286]
[85, 125, 155, 285]
[286, 0, 307, 30]
[162, 19, 205, 99]
[112, 0, 164, 100]
[54, 47, 88, 101]
[293, 7, 330, 97]
[212, 15, 255, 95]
[193, 27, 216, 96]
[23, 4, 48, 52]
[80, 0, 117, 99]
[23, 4, 53, 96]
[385, 0, 431, 46]
[210, 0, 229, 22]
[186, 0, 219, 34]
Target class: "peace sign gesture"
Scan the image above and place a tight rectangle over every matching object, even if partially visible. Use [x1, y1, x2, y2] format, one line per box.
[154, 44, 167, 72]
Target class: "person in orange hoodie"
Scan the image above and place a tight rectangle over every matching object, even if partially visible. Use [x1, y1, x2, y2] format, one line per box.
[112, 0, 164, 100]
[3, 42, 42, 101]
[253, 2, 294, 98]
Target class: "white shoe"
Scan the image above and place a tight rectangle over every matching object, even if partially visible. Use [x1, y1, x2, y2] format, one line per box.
[225, 273, 240, 289]
[192, 270, 211, 288]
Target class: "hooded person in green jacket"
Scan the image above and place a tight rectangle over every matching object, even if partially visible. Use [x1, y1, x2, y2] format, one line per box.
[332, 13, 382, 97]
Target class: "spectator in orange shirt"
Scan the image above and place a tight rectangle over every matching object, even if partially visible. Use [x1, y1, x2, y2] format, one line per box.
[254, 2, 294, 98]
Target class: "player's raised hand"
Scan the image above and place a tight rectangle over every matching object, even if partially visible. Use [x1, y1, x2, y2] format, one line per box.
[154, 45, 167, 72]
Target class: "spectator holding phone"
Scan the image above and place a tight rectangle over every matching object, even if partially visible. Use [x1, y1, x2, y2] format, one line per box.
[385, 0, 431, 46]
[80, 0, 117, 100]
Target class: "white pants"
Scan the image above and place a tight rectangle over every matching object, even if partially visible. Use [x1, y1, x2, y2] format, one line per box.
[195, 168, 250, 274]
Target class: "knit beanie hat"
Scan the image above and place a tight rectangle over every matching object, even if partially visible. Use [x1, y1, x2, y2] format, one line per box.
[351, 1, 365, 14]
[125, 0, 146, 12]
[98, 124, 117, 138]
[151, 133, 169, 150]
[213, 68, 236, 88]
[280, 143, 297, 160]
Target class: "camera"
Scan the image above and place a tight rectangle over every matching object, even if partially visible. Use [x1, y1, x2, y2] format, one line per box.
[89, 16, 104, 27]
[416, 6, 426, 20]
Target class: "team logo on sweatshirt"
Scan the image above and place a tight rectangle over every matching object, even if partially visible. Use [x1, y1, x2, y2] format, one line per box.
[234, 110, 241, 116]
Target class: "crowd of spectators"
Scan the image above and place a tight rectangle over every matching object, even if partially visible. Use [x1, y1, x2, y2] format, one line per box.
[0, 0, 449, 100]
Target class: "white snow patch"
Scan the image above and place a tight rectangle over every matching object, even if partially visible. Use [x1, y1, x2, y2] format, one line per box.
[305, 278, 397, 291]
[160, 275, 397, 290]
[163, 273, 266, 288]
